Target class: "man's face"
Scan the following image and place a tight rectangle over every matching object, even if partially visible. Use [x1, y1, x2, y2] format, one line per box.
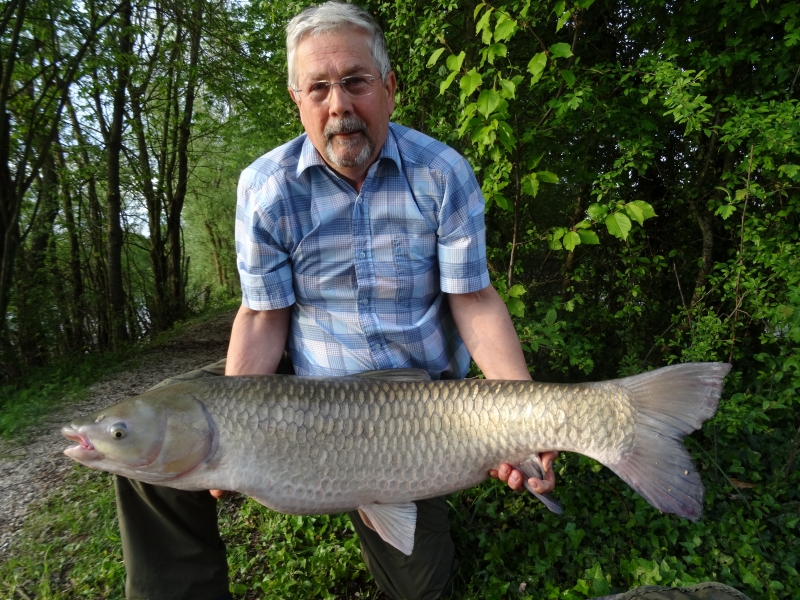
[289, 30, 396, 184]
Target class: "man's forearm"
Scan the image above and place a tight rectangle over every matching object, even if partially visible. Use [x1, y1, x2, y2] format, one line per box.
[447, 285, 530, 380]
[226, 305, 292, 376]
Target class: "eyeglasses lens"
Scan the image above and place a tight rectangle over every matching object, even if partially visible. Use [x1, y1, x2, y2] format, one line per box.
[305, 76, 376, 102]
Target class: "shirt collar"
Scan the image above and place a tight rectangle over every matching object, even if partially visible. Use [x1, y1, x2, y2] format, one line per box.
[295, 125, 403, 179]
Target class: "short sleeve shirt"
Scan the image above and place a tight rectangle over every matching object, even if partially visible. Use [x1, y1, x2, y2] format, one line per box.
[235, 123, 490, 379]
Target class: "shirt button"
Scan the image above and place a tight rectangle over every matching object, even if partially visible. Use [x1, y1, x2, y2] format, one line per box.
[356, 196, 363, 203]
[360, 298, 369, 305]
[359, 252, 366, 259]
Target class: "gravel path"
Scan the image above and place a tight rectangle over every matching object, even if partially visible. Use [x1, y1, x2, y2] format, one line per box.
[0, 310, 236, 557]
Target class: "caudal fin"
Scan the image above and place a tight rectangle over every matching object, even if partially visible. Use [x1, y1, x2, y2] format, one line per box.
[606, 362, 731, 521]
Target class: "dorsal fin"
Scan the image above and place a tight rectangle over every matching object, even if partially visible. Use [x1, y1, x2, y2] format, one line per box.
[348, 368, 432, 382]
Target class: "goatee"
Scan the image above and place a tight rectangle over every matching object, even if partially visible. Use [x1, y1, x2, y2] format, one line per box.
[324, 116, 373, 168]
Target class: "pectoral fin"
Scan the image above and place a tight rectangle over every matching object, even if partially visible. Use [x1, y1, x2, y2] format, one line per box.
[357, 502, 417, 555]
[518, 456, 563, 514]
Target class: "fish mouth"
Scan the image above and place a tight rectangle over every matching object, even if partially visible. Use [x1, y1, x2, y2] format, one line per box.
[62, 426, 104, 461]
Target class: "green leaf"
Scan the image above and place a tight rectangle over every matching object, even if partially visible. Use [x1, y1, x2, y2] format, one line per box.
[522, 174, 540, 197]
[494, 16, 517, 42]
[477, 89, 501, 118]
[563, 230, 581, 251]
[536, 170, 559, 183]
[740, 569, 762, 590]
[587, 203, 607, 221]
[498, 78, 516, 98]
[446, 51, 466, 72]
[556, 9, 572, 32]
[460, 68, 483, 96]
[494, 193, 511, 211]
[605, 212, 632, 240]
[489, 43, 507, 58]
[506, 297, 525, 317]
[715, 204, 736, 220]
[475, 6, 493, 34]
[439, 71, 458, 95]
[545, 308, 557, 325]
[508, 283, 526, 297]
[496, 120, 516, 150]
[550, 42, 573, 58]
[548, 234, 563, 250]
[527, 52, 547, 84]
[474, 2, 487, 20]
[561, 69, 576, 87]
[577, 229, 600, 244]
[426, 48, 445, 68]
[629, 200, 656, 219]
[624, 202, 645, 225]
[574, 219, 592, 229]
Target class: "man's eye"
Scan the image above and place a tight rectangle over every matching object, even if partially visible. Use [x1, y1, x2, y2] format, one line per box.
[343, 77, 369, 92]
[308, 82, 330, 94]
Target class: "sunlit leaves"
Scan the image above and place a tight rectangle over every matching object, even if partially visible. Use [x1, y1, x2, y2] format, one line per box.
[460, 69, 483, 97]
[605, 212, 632, 239]
[426, 47, 445, 68]
[527, 52, 547, 84]
[506, 283, 526, 317]
[549, 42, 573, 58]
[494, 14, 517, 42]
[477, 89, 501, 118]
[446, 51, 466, 72]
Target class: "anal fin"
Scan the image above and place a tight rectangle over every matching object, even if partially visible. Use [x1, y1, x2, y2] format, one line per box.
[518, 456, 563, 514]
[357, 502, 417, 555]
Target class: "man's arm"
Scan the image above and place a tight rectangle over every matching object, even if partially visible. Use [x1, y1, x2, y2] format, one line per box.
[226, 305, 292, 376]
[447, 285, 557, 494]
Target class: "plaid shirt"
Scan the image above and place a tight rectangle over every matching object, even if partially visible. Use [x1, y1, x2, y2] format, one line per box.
[235, 123, 490, 379]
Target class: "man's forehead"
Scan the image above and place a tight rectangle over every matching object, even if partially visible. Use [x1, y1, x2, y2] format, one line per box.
[295, 30, 376, 80]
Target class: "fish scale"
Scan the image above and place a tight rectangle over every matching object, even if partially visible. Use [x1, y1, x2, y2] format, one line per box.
[62, 362, 731, 555]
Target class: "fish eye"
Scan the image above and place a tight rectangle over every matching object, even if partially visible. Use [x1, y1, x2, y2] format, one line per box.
[110, 423, 127, 440]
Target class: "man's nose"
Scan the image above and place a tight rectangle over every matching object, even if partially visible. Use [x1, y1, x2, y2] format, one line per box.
[327, 83, 354, 116]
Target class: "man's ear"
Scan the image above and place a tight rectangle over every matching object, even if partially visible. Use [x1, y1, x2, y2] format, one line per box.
[289, 87, 301, 108]
[384, 71, 397, 115]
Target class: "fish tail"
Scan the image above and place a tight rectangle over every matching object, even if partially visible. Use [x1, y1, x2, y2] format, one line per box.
[607, 362, 731, 521]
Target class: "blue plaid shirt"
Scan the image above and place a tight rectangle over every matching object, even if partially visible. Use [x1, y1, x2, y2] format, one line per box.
[235, 123, 490, 379]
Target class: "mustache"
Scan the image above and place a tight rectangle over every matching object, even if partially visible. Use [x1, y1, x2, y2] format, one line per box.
[324, 116, 367, 140]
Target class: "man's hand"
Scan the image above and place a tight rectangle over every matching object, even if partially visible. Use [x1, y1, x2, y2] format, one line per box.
[209, 489, 236, 499]
[489, 451, 558, 493]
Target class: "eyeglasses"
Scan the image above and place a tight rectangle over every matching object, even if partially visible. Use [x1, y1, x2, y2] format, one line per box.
[292, 74, 380, 103]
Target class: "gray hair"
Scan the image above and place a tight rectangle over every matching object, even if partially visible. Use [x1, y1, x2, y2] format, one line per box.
[286, 2, 392, 89]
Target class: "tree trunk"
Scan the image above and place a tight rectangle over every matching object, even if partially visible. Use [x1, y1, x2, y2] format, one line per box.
[167, 1, 203, 323]
[105, 0, 133, 347]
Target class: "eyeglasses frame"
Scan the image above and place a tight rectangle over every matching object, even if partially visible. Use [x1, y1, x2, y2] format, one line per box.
[291, 74, 383, 103]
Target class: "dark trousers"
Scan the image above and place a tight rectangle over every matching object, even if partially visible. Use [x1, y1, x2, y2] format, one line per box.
[115, 359, 457, 600]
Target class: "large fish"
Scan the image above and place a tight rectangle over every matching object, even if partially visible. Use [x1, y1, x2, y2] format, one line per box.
[62, 363, 730, 555]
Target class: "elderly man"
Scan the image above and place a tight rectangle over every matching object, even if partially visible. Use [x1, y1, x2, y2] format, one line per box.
[114, 3, 556, 600]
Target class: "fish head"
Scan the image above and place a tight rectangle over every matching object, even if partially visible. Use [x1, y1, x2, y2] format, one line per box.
[61, 383, 217, 482]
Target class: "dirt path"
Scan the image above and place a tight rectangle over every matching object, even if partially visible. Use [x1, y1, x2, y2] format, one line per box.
[0, 310, 236, 556]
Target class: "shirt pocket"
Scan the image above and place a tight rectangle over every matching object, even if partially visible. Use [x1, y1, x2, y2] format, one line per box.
[393, 235, 438, 301]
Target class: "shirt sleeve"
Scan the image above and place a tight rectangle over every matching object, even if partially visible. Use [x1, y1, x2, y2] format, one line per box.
[235, 168, 296, 310]
[436, 155, 491, 294]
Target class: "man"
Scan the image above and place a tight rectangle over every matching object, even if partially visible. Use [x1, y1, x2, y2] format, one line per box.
[114, 3, 556, 599]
